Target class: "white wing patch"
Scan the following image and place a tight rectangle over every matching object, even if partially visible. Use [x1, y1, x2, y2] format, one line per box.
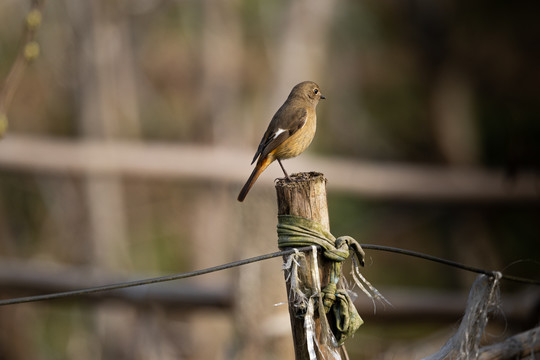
[272, 128, 287, 139]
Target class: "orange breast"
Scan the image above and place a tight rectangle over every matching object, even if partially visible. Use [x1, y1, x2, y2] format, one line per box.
[273, 112, 316, 160]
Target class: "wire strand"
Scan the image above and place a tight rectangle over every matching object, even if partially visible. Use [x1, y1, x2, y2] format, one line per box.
[0, 246, 313, 306]
[0, 244, 538, 307]
[360, 244, 540, 285]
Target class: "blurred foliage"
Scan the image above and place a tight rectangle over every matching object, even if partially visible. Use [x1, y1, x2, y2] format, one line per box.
[0, 1, 538, 166]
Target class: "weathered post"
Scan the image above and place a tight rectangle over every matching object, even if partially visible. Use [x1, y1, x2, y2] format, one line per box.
[276, 172, 340, 359]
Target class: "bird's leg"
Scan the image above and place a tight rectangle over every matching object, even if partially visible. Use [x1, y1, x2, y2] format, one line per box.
[277, 159, 292, 181]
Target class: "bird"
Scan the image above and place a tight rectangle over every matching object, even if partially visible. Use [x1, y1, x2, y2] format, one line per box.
[237, 81, 325, 202]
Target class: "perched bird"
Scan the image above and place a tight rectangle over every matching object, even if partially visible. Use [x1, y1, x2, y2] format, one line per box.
[238, 81, 325, 202]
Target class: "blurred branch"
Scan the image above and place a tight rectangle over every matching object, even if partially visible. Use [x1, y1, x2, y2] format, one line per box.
[478, 326, 540, 360]
[0, 135, 538, 202]
[0, 0, 45, 138]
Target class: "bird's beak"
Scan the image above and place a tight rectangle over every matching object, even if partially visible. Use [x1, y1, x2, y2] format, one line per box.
[320, 95, 326, 100]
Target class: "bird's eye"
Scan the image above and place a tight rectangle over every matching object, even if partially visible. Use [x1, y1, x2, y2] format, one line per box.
[314, 89, 319, 94]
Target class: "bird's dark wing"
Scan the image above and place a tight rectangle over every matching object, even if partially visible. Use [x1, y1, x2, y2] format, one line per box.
[251, 107, 307, 164]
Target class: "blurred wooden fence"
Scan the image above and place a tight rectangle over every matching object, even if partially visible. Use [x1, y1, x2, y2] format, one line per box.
[1, 134, 537, 202]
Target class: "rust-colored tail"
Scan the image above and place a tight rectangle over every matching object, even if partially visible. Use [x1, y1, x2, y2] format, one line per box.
[238, 157, 272, 202]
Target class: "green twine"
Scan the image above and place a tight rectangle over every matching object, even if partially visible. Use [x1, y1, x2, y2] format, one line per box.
[277, 214, 365, 345]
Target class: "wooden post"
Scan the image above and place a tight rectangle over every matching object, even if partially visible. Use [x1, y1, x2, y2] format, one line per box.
[276, 172, 339, 360]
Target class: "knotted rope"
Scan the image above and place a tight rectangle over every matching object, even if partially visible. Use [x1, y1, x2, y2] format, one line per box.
[277, 214, 387, 348]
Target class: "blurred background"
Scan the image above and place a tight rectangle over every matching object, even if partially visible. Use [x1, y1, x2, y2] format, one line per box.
[0, 0, 539, 359]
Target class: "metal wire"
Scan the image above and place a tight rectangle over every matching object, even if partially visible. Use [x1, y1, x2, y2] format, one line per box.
[0, 246, 313, 306]
[0, 244, 538, 307]
[361, 244, 540, 285]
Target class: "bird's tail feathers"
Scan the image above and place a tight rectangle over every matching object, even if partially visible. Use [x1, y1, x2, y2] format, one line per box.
[237, 157, 272, 202]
